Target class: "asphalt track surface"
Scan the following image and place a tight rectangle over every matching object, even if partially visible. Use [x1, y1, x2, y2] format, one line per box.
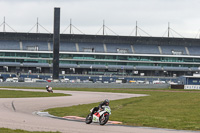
[0, 88, 199, 133]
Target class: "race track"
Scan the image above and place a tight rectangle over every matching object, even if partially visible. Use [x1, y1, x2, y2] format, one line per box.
[0, 88, 198, 133]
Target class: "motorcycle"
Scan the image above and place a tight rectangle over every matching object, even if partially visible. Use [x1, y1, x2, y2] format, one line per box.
[85, 106, 111, 125]
[47, 87, 53, 93]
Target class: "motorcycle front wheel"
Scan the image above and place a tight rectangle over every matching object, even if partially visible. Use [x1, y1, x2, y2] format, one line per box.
[85, 113, 92, 124]
[99, 113, 109, 125]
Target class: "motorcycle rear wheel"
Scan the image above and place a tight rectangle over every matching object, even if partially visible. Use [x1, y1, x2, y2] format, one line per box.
[85, 113, 92, 124]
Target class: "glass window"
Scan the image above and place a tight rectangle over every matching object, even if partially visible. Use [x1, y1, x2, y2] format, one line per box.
[0, 53, 5, 56]
[117, 56, 127, 60]
[107, 62, 116, 65]
[16, 53, 26, 57]
[184, 58, 193, 62]
[60, 54, 72, 58]
[4, 59, 15, 62]
[16, 59, 24, 63]
[105, 55, 116, 60]
[10, 53, 15, 56]
[193, 80, 198, 83]
[27, 53, 38, 58]
[39, 53, 49, 58]
[94, 62, 106, 65]
[117, 62, 127, 65]
[5, 52, 11, 56]
[38, 60, 47, 63]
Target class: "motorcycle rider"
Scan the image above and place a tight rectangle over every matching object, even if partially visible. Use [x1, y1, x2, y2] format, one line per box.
[91, 99, 110, 116]
[46, 85, 53, 93]
[46, 85, 49, 92]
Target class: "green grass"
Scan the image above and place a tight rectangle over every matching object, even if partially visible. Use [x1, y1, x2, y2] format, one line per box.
[0, 128, 60, 133]
[0, 89, 67, 133]
[45, 88, 200, 131]
[0, 90, 70, 98]
[1, 86, 200, 131]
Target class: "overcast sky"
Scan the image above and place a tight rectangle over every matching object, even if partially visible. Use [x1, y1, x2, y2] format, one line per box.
[0, 0, 200, 38]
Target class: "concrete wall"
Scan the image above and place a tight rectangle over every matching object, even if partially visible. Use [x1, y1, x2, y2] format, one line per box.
[0, 82, 170, 89]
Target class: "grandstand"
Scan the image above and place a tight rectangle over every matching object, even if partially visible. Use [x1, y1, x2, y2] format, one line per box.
[0, 32, 200, 78]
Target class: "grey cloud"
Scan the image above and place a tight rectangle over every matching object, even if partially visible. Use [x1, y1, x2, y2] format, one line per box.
[0, 0, 200, 37]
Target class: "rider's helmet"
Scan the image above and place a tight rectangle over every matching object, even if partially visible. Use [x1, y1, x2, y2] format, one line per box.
[46, 85, 49, 88]
[104, 99, 109, 106]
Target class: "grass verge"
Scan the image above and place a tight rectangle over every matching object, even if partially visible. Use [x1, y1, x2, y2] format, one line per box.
[1, 86, 200, 130]
[0, 128, 60, 133]
[0, 90, 70, 98]
[45, 88, 200, 131]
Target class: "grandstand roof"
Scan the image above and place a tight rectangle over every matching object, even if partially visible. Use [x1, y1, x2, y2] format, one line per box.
[0, 32, 200, 46]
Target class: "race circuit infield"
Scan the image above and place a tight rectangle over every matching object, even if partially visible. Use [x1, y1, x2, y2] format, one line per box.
[0, 88, 198, 133]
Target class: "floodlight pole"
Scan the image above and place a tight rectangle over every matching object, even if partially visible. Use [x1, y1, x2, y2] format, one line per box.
[36, 17, 39, 33]
[103, 20, 105, 35]
[3, 17, 5, 32]
[70, 19, 72, 34]
[135, 21, 138, 36]
[52, 8, 60, 80]
[168, 22, 170, 38]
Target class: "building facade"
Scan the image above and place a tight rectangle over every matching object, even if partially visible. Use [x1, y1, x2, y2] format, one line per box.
[0, 32, 200, 77]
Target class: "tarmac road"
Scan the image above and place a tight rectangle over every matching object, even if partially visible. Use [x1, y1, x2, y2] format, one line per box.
[0, 88, 198, 133]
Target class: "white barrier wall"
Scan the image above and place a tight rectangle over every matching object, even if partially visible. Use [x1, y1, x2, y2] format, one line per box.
[184, 85, 200, 90]
[0, 82, 170, 89]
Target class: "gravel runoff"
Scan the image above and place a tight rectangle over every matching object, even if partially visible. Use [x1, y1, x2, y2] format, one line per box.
[0, 88, 197, 133]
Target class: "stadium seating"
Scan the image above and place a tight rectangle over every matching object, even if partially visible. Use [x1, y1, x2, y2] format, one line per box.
[2, 39, 197, 57]
[0, 40, 20, 50]
[2, 32, 200, 79]
[0, 62, 21, 66]
[124, 66, 134, 70]
[187, 46, 200, 55]
[190, 67, 200, 71]
[78, 43, 104, 53]
[135, 66, 162, 70]
[79, 64, 107, 69]
[79, 64, 93, 68]
[107, 65, 133, 70]
[59, 64, 78, 68]
[92, 65, 107, 69]
[163, 66, 189, 71]
[161, 45, 186, 55]
[133, 44, 160, 54]
[106, 43, 131, 53]
[23, 63, 49, 67]
[22, 41, 48, 51]
[60, 42, 77, 52]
